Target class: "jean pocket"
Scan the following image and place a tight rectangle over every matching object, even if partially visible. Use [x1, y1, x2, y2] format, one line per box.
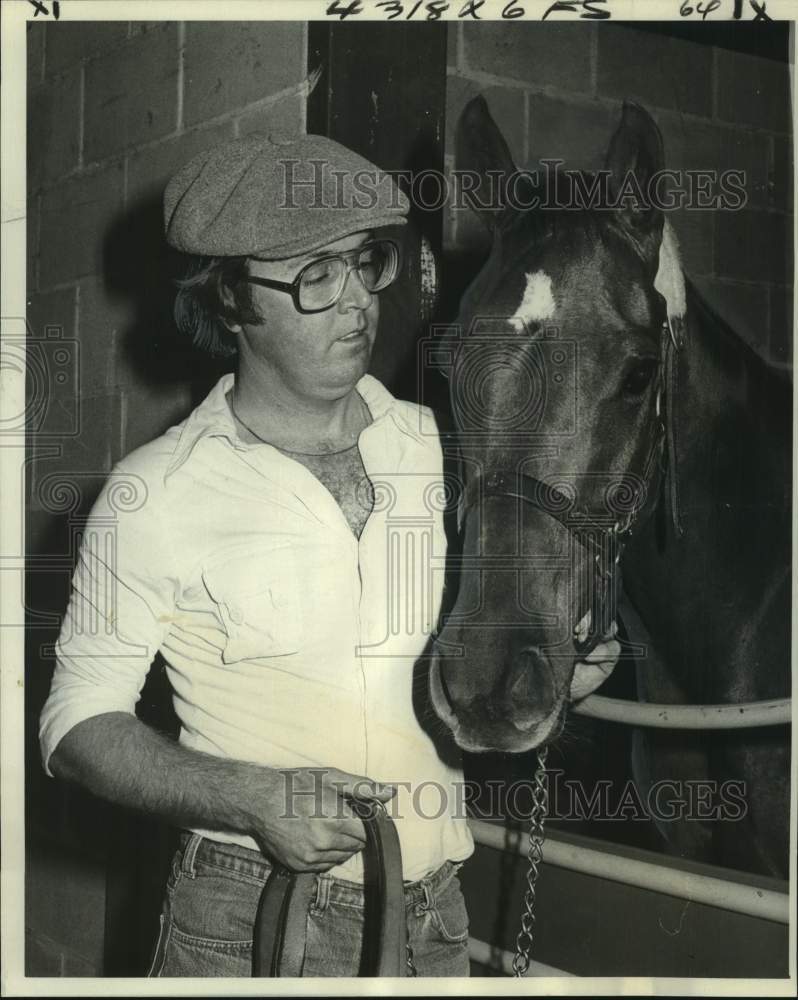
[169, 863, 263, 946]
[159, 927, 253, 978]
[430, 874, 470, 944]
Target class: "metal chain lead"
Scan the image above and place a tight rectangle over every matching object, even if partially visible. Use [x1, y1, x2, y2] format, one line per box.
[406, 941, 418, 976]
[512, 747, 550, 978]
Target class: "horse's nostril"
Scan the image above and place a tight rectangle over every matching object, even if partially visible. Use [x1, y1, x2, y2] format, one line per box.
[508, 662, 535, 703]
[505, 647, 555, 730]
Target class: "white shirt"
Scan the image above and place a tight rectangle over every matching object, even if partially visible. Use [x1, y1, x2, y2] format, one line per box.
[39, 373, 474, 882]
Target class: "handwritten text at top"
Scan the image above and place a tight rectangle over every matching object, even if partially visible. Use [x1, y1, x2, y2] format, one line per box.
[324, 0, 774, 19]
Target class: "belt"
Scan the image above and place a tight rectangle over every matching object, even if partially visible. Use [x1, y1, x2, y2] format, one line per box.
[176, 829, 459, 905]
[253, 799, 407, 977]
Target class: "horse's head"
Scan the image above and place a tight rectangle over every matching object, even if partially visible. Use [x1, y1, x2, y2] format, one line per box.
[430, 97, 684, 753]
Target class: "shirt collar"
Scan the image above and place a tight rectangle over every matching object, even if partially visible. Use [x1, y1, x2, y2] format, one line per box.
[164, 372, 238, 481]
[163, 371, 426, 483]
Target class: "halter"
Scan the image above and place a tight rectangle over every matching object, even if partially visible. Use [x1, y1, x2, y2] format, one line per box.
[457, 318, 681, 658]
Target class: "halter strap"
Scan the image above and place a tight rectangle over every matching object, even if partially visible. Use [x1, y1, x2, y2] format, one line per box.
[455, 319, 679, 657]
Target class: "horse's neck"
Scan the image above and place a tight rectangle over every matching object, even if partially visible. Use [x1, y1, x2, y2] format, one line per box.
[677, 280, 792, 512]
[623, 279, 791, 701]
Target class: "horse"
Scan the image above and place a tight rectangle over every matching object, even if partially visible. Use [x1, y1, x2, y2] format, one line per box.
[429, 96, 791, 878]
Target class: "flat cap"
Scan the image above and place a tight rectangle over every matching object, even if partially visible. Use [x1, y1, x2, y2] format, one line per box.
[164, 132, 409, 258]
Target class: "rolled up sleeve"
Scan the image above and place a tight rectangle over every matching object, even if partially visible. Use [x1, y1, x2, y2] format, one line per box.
[39, 463, 178, 776]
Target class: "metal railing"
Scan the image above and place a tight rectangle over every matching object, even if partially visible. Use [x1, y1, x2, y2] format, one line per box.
[573, 694, 792, 729]
[467, 675, 792, 975]
[470, 820, 790, 924]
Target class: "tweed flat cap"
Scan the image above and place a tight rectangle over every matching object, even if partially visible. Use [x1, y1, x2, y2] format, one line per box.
[164, 132, 409, 258]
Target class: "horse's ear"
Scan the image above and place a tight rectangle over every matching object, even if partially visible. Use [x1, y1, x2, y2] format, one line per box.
[455, 95, 518, 231]
[605, 102, 664, 263]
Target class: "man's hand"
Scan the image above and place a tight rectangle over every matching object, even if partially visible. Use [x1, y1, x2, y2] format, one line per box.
[569, 619, 620, 701]
[251, 766, 396, 873]
[48, 716, 396, 877]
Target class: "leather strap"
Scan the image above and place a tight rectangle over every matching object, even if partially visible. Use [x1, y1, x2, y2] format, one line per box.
[252, 799, 406, 977]
[252, 868, 316, 977]
[354, 799, 408, 977]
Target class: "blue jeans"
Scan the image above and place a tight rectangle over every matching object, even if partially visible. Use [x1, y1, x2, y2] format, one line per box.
[148, 832, 471, 977]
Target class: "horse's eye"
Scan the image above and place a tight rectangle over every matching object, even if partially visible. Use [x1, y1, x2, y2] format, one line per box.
[621, 358, 659, 399]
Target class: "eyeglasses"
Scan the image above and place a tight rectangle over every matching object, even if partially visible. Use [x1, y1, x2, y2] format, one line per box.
[246, 239, 402, 314]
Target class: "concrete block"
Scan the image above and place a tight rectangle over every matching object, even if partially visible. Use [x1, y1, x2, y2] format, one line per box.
[669, 209, 713, 281]
[25, 288, 79, 441]
[39, 161, 125, 287]
[597, 25, 712, 118]
[716, 48, 791, 134]
[658, 114, 770, 211]
[528, 94, 616, 173]
[28, 22, 45, 90]
[236, 93, 305, 141]
[446, 75, 525, 168]
[84, 23, 179, 163]
[27, 66, 82, 192]
[121, 380, 193, 457]
[714, 209, 789, 284]
[183, 22, 305, 128]
[29, 391, 123, 515]
[462, 22, 593, 95]
[126, 121, 235, 205]
[45, 21, 128, 76]
[76, 276, 131, 392]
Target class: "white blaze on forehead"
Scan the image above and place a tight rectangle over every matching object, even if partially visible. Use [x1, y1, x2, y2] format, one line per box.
[654, 218, 686, 322]
[508, 270, 556, 331]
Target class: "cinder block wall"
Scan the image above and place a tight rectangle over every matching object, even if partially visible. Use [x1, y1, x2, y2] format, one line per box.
[445, 22, 793, 368]
[27, 20, 307, 507]
[25, 20, 308, 975]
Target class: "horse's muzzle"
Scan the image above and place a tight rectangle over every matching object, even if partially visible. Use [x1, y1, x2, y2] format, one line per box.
[429, 642, 564, 753]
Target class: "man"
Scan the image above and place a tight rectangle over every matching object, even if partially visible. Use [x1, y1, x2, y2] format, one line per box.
[40, 133, 619, 978]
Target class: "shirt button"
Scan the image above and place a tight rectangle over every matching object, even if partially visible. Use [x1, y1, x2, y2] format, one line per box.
[229, 605, 244, 625]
